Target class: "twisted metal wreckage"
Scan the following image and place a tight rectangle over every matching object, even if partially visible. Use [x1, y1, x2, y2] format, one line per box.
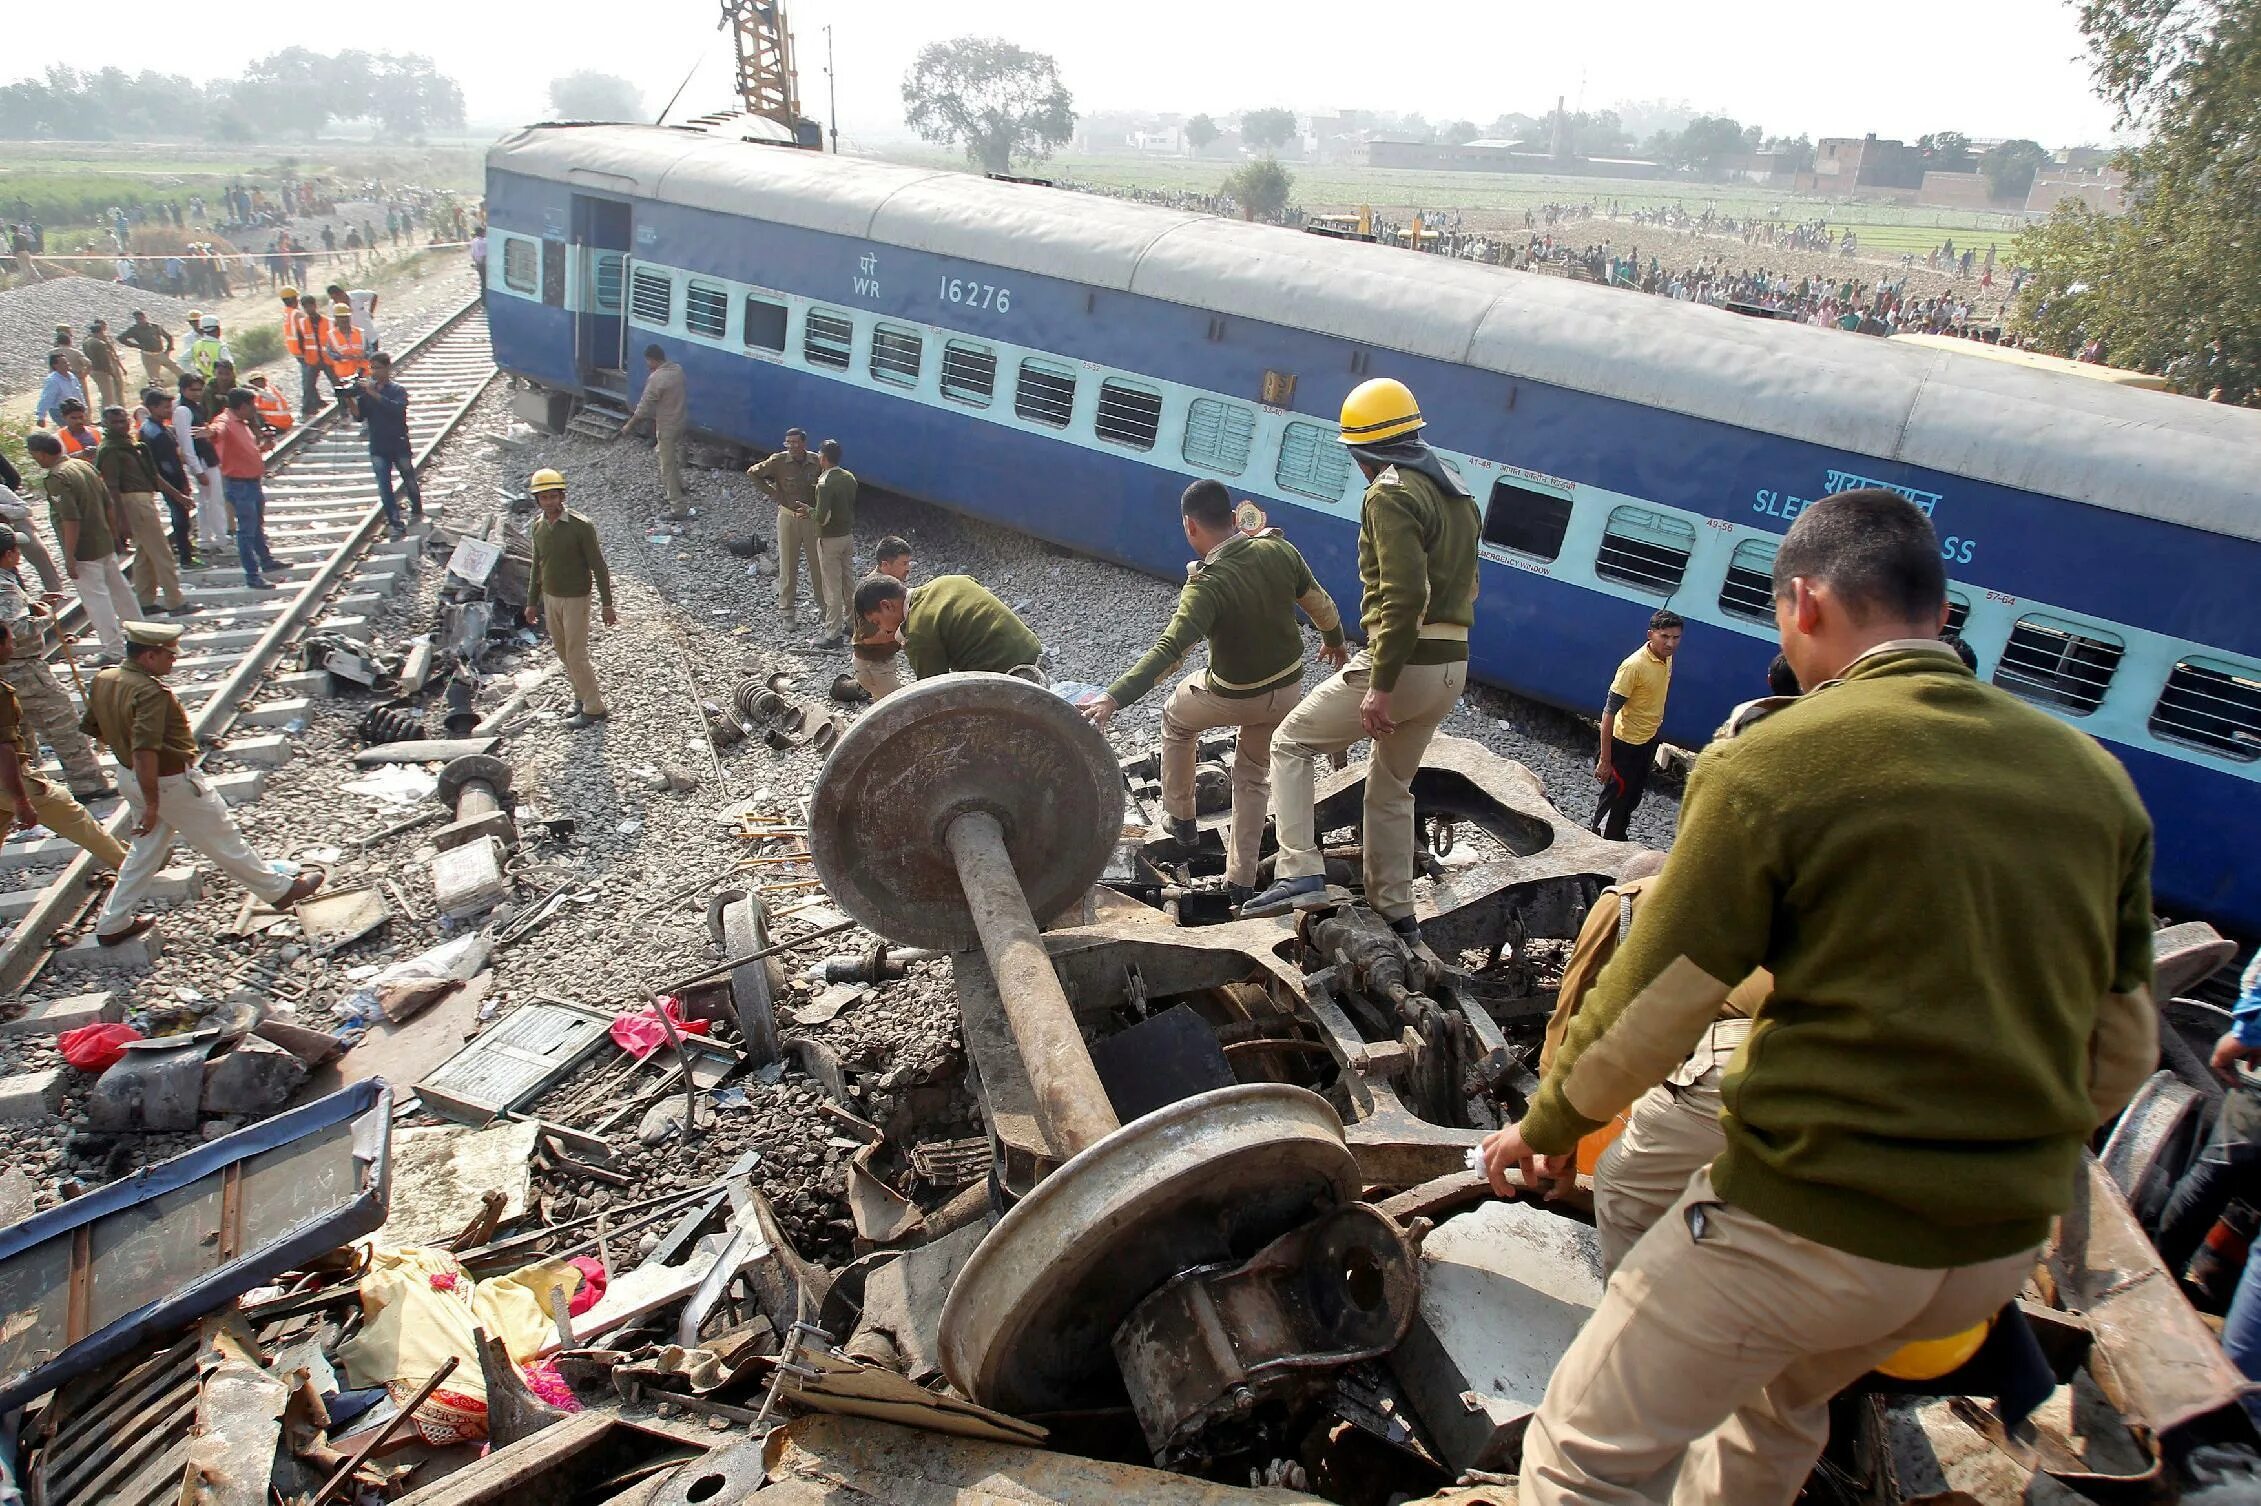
[0, 673, 2251, 1504]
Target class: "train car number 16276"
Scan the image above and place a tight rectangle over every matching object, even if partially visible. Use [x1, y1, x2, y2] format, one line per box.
[939, 277, 1012, 313]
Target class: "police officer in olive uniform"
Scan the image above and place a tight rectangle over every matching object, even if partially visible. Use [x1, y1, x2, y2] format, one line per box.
[1245, 378, 1481, 943]
[0, 605, 123, 871]
[1083, 480, 1347, 897]
[746, 429, 824, 620]
[84, 621, 323, 945]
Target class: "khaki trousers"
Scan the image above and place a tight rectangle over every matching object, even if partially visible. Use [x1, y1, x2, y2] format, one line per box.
[544, 593, 606, 715]
[1591, 1020, 1752, 1277]
[3, 655, 106, 792]
[815, 535, 856, 637]
[138, 349, 184, 384]
[70, 552, 138, 657]
[1516, 1167, 2038, 1506]
[775, 507, 821, 615]
[119, 493, 186, 609]
[90, 368, 123, 413]
[655, 426, 686, 504]
[1161, 678, 1302, 888]
[854, 650, 904, 702]
[19, 767, 124, 870]
[99, 769, 293, 933]
[1268, 651, 1465, 917]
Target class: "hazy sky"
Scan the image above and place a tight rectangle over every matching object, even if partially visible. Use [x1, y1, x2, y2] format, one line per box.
[20, 0, 2127, 150]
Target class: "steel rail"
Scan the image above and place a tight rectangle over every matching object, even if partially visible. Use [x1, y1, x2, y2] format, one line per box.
[0, 296, 496, 992]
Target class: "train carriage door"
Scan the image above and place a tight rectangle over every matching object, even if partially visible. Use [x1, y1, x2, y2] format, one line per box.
[571, 196, 630, 389]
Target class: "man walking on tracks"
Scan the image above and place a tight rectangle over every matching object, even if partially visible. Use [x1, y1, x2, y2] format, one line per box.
[1084, 480, 1347, 900]
[356, 353, 423, 538]
[1244, 378, 1479, 943]
[0, 529, 114, 801]
[1591, 609, 1681, 841]
[525, 470, 616, 728]
[23, 432, 137, 661]
[210, 390, 285, 590]
[0, 598, 123, 873]
[621, 343, 689, 518]
[1482, 489, 2159, 1506]
[85, 621, 325, 946]
[747, 428, 822, 621]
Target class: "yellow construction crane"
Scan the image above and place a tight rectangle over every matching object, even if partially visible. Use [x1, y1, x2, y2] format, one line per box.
[721, 0, 825, 149]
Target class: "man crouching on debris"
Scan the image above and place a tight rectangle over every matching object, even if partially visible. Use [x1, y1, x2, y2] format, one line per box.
[1481, 489, 2159, 1506]
[1080, 480, 1346, 904]
[851, 573, 1043, 697]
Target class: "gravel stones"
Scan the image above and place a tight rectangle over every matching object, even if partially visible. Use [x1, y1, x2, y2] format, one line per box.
[0, 276, 199, 398]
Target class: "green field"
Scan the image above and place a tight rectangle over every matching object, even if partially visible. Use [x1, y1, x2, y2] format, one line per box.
[0, 140, 487, 225]
[920, 150, 2030, 254]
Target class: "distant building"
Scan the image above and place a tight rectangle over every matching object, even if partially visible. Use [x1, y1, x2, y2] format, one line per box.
[1809, 134, 1927, 192]
[2026, 159, 2128, 215]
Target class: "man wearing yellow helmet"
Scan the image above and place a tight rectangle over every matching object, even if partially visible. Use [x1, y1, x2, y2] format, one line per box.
[1242, 377, 1479, 944]
[525, 469, 617, 728]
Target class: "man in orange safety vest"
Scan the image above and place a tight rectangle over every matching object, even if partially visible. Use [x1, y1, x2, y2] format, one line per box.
[280, 287, 327, 417]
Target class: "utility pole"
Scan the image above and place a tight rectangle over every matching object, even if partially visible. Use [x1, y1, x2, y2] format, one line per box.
[824, 24, 839, 153]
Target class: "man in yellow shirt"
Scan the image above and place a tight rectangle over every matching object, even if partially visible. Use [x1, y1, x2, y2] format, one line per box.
[1591, 609, 1681, 841]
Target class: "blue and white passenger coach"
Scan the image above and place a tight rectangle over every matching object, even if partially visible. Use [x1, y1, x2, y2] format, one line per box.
[486, 121, 2261, 932]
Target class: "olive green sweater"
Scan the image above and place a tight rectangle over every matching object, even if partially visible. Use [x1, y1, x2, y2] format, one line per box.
[1524, 643, 2159, 1268]
[904, 575, 1042, 680]
[1358, 465, 1480, 691]
[1107, 531, 1345, 706]
[530, 510, 613, 608]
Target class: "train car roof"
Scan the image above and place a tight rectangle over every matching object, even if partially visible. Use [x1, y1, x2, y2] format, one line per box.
[489, 123, 2261, 543]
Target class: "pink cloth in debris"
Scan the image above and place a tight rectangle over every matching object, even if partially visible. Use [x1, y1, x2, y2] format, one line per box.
[608, 997, 711, 1060]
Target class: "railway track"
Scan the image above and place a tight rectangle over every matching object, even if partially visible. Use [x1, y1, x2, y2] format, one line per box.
[0, 298, 497, 991]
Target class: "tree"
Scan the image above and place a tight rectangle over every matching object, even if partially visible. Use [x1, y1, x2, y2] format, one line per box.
[363, 54, 464, 136]
[1673, 115, 1748, 177]
[1443, 119, 1480, 145]
[1222, 157, 1293, 222]
[1764, 133, 1817, 175]
[550, 71, 644, 122]
[902, 37, 1075, 173]
[2013, 0, 2261, 399]
[1240, 107, 1297, 152]
[1184, 113, 1219, 153]
[1916, 131, 1975, 170]
[1981, 139, 2050, 202]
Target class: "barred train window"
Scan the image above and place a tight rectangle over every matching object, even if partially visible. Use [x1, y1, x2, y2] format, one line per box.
[684, 280, 728, 339]
[1993, 614, 2123, 715]
[1717, 539, 1776, 621]
[1482, 478, 1575, 562]
[743, 297, 787, 352]
[1014, 359, 1077, 427]
[628, 266, 671, 325]
[1182, 397, 1254, 474]
[2152, 657, 2261, 761]
[1595, 506, 1696, 596]
[870, 325, 923, 387]
[1944, 592, 1971, 635]
[1276, 421, 1355, 503]
[502, 238, 536, 294]
[1095, 380, 1162, 450]
[942, 341, 996, 406]
[803, 309, 854, 369]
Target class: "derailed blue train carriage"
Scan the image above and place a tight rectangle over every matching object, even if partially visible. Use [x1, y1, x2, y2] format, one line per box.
[485, 121, 2261, 932]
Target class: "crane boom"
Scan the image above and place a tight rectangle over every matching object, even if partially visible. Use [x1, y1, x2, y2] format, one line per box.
[724, 0, 803, 129]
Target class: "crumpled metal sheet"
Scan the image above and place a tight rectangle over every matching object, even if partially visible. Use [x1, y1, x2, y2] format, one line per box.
[0, 1081, 392, 1413]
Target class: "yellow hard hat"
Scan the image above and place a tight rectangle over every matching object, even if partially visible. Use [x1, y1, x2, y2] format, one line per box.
[529, 468, 567, 493]
[1337, 377, 1423, 446]
[279, 286, 299, 299]
[1875, 1318, 1992, 1381]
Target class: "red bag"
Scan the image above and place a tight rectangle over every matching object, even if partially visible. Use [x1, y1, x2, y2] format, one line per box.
[607, 997, 711, 1061]
[58, 1022, 141, 1072]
